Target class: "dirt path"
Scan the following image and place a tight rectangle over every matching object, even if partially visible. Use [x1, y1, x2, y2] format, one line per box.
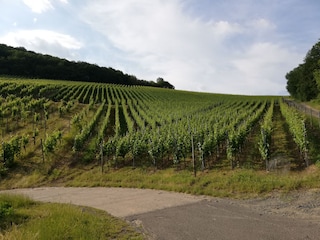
[0, 187, 205, 218]
[268, 104, 301, 172]
[1, 187, 320, 239]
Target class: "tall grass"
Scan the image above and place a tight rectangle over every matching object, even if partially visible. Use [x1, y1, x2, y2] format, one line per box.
[0, 194, 143, 240]
[66, 166, 320, 199]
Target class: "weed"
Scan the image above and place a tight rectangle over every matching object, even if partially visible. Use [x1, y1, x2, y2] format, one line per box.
[0, 194, 143, 239]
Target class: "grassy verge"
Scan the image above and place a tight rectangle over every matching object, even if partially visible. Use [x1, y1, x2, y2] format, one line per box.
[0, 194, 144, 240]
[1, 160, 320, 199]
[63, 165, 320, 199]
[307, 100, 320, 111]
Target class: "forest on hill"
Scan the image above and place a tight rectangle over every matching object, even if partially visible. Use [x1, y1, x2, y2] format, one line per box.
[0, 44, 174, 89]
[286, 39, 320, 101]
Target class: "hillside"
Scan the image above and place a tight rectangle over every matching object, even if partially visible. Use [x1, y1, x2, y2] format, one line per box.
[0, 44, 174, 88]
[0, 77, 319, 196]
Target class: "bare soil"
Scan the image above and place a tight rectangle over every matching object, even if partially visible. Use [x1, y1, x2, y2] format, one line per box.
[241, 188, 320, 220]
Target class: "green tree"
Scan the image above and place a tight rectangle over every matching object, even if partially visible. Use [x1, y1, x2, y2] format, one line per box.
[314, 60, 320, 93]
[156, 77, 175, 89]
[286, 40, 320, 101]
[286, 65, 304, 99]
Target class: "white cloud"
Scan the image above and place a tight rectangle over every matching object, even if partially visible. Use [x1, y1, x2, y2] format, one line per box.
[81, 0, 245, 91]
[22, 0, 68, 13]
[77, 0, 307, 95]
[0, 29, 83, 59]
[23, 0, 54, 13]
[9, 0, 305, 95]
[232, 42, 303, 95]
[249, 18, 276, 31]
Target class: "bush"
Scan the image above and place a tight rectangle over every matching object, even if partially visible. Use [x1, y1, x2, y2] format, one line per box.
[0, 166, 8, 177]
[0, 201, 13, 219]
[315, 160, 320, 169]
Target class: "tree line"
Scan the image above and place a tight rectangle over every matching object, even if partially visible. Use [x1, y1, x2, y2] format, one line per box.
[0, 44, 174, 89]
[286, 39, 320, 101]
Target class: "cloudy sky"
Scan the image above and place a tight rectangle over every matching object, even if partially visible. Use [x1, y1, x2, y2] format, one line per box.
[0, 0, 319, 95]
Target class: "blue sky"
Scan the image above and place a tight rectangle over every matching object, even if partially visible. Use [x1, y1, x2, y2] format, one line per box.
[0, 0, 319, 95]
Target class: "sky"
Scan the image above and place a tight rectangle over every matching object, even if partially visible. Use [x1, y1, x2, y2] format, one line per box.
[0, 0, 319, 95]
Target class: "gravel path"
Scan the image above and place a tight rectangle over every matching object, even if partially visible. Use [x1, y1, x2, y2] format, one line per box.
[0, 187, 205, 218]
[1, 187, 320, 239]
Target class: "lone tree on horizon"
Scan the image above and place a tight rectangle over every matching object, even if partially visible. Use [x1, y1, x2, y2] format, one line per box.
[156, 77, 175, 89]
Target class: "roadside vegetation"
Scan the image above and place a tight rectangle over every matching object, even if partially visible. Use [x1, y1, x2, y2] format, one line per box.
[67, 165, 320, 198]
[0, 194, 143, 239]
[1, 165, 320, 199]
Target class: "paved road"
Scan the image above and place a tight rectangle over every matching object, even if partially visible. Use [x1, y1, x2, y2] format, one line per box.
[1, 187, 320, 240]
[128, 199, 319, 240]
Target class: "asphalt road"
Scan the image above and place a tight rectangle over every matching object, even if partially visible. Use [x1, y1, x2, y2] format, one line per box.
[1, 187, 320, 240]
[128, 199, 319, 240]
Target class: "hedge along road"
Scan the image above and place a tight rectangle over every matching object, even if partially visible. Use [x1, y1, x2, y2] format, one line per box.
[1, 187, 320, 240]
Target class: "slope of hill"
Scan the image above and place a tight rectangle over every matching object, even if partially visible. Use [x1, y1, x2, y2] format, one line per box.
[0, 77, 316, 171]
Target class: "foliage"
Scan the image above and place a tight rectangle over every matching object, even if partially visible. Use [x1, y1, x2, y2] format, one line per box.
[1, 136, 23, 168]
[0, 194, 35, 231]
[314, 64, 320, 94]
[73, 103, 105, 152]
[280, 99, 308, 165]
[0, 194, 143, 239]
[258, 100, 274, 166]
[286, 40, 320, 101]
[43, 131, 62, 154]
[0, 201, 13, 220]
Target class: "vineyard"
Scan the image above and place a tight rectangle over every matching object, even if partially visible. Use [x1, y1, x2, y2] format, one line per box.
[0, 77, 315, 177]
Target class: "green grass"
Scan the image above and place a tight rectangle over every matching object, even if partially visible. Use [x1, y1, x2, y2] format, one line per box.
[63, 165, 320, 199]
[0, 194, 144, 240]
[1, 157, 320, 200]
[307, 99, 320, 111]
